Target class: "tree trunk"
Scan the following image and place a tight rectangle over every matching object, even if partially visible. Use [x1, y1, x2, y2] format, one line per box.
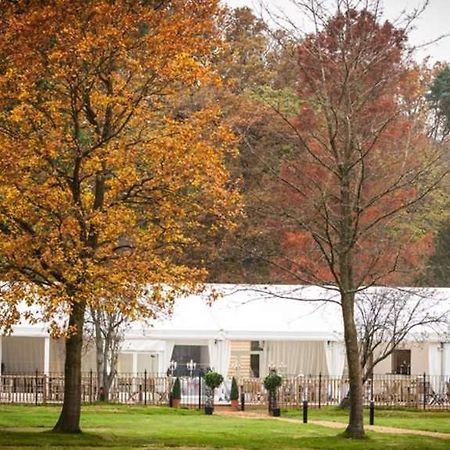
[341, 290, 365, 438]
[53, 301, 86, 433]
[338, 137, 365, 438]
[93, 309, 122, 401]
[94, 316, 106, 400]
[102, 334, 112, 400]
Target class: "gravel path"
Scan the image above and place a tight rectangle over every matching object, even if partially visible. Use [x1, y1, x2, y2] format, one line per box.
[215, 410, 450, 440]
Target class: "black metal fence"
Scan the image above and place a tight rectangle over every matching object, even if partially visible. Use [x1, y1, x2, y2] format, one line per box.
[0, 371, 208, 408]
[1, 372, 449, 410]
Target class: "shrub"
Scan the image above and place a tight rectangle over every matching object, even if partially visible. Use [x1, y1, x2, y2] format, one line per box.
[171, 377, 181, 400]
[263, 371, 282, 392]
[230, 376, 239, 401]
[204, 371, 224, 390]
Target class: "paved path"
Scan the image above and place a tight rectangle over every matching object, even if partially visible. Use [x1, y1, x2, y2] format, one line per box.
[215, 410, 450, 440]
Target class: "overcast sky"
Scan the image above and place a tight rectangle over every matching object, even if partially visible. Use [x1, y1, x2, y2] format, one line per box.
[223, 0, 450, 63]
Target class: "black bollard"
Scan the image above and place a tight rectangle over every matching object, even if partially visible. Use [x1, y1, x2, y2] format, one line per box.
[302, 400, 308, 423]
[240, 388, 245, 411]
[369, 400, 375, 425]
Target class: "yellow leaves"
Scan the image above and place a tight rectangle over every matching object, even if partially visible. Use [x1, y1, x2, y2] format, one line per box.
[166, 52, 210, 84]
[0, 0, 240, 332]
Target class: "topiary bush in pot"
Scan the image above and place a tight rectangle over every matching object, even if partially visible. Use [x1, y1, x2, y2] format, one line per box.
[204, 370, 224, 415]
[263, 369, 282, 416]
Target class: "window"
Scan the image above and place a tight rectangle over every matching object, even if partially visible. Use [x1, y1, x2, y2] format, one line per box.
[250, 341, 263, 377]
[392, 349, 411, 375]
[171, 345, 209, 376]
[250, 354, 260, 378]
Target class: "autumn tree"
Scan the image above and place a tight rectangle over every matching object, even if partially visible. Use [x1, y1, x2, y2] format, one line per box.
[0, 0, 239, 432]
[55, 6, 280, 401]
[257, 1, 444, 438]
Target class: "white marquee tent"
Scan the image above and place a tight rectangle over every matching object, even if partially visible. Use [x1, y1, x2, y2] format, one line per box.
[125, 284, 346, 377]
[1, 284, 449, 378]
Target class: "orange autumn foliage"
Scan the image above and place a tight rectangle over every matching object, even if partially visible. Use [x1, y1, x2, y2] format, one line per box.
[0, 0, 239, 326]
[0, 0, 240, 431]
[271, 9, 442, 287]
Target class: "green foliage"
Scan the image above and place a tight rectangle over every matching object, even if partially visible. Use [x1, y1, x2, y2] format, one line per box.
[427, 65, 450, 131]
[263, 371, 282, 392]
[230, 376, 239, 400]
[171, 377, 181, 400]
[204, 371, 224, 390]
[250, 85, 300, 117]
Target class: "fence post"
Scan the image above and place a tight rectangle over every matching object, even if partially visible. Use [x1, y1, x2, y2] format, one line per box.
[43, 374, 47, 405]
[318, 373, 322, 409]
[144, 370, 147, 406]
[89, 369, 93, 404]
[240, 384, 245, 411]
[423, 372, 427, 410]
[35, 369, 39, 406]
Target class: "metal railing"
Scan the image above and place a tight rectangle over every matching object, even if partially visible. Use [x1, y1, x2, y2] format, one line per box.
[240, 373, 450, 410]
[0, 371, 207, 408]
[1, 372, 449, 410]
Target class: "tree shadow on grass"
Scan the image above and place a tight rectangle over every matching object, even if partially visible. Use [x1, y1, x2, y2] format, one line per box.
[0, 430, 133, 448]
[0, 427, 449, 450]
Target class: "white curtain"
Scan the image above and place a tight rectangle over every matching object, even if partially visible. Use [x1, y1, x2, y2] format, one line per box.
[159, 340, 175, 374]
[428, 343, 442, 392]
[208, 339, 231, 403]
[2, 336, 45, 373]
[444, 343, 450, 376]
[208, 339, 231, 377]
[429, 344, 441, 376]
[325, 341, 346, 377]
[263, 341, 327, 376]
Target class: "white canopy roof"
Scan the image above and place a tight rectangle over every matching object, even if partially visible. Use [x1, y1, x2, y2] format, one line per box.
[126, 284, 450, 343]
[7, 284, 450, 343]
[127, 284, 344, 342]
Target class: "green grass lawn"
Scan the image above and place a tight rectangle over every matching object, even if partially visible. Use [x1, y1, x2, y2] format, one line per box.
[0, 404, 449, 449]
[283, 406, 450, 433]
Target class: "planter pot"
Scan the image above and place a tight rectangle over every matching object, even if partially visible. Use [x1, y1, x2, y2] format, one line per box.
[172, 398, 181, 408]
[204, 406, 214, 415]
[230, 399, 239, 409]
[272, 408, 281, 417]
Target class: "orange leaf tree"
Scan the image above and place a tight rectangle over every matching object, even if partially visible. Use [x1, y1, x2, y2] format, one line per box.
[264, 4, 444, 438]
[0, 0, 239, 432]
